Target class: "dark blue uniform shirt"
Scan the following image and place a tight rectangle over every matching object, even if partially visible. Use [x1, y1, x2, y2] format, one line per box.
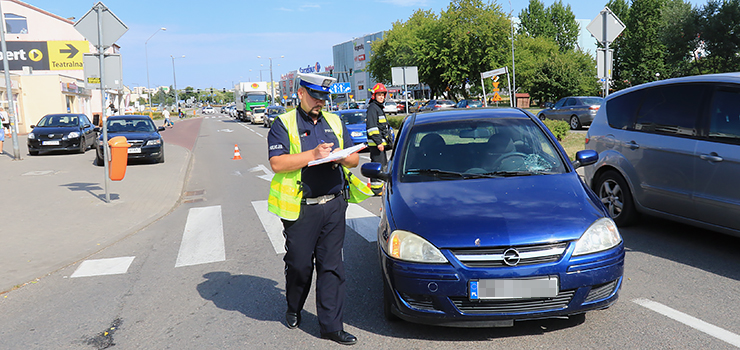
[268, 107, 354, 198]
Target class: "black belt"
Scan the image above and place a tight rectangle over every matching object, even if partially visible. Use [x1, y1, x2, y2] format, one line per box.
[301, 193, 340, 205]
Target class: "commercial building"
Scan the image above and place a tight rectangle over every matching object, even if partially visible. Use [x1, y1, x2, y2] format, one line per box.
[0, 0, 124, 134]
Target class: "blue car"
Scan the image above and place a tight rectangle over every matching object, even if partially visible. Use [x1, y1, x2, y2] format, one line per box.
[361, 108, 624, 327]
[336, 109, 368, 145]
[95, 115, 165, 166]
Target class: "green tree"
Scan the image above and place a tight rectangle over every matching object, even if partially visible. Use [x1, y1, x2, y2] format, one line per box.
[606, 0, 631, 91]
[660, 0, 698, 77]
[510, 35, 560, 99]
[519, 0, 553, 38]
[519, 0, 579, 52]
[531, 49, 598, 102]
[622, 0, 667, 86]
[696, 0, 740, 73]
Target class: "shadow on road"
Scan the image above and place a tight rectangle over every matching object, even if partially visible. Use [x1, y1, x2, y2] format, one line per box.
[197, 272, 289, 324]
[60, 182, 119, 202]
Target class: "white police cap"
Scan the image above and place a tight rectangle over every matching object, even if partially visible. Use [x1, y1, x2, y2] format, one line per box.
[297, 73, 336, 100]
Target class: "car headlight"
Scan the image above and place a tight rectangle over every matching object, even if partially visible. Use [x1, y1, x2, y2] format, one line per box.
[63, 131, 80, 140]
[573, 218, 622, 256]
[386, 230, 448, 263]
[350, 131, 363, 137]
[145, 138, 161, 146]
[28, 133, 35, 139]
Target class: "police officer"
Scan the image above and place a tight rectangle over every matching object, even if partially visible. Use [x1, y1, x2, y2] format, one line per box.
[365, 83, 392, 195]
[267, 72, 363, 346]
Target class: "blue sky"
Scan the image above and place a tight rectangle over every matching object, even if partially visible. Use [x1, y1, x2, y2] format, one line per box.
[26, 0, 707, 90]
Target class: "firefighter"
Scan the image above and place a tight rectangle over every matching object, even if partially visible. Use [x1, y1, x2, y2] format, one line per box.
[365, 83, 393, 195]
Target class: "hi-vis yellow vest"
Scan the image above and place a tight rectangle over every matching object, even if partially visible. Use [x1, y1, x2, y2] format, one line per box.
[268, 110, 373, 220]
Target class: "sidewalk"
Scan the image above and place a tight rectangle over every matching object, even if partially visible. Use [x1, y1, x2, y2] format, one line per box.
[0, 131, 192, 293]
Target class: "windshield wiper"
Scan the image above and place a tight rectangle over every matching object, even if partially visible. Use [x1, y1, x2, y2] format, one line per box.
[486, 170, 544, 177]
[406, 169, 466, 179]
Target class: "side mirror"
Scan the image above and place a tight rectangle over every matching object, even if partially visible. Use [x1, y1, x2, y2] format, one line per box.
[361, 162, 389, 182]
[94, 127, 101, 132]
[158, 126, 165, 131]
[30, 125, 35, 129]
[572, 150, 598, 169]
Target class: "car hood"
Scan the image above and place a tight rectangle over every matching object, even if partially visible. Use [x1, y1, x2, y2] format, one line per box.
[31, 126, 80, 134]
[345, 123, 366, 133]
[388, 173, 604, 248]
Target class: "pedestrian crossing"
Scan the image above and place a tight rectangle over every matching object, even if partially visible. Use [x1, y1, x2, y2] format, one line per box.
[70, 202, 380, 277]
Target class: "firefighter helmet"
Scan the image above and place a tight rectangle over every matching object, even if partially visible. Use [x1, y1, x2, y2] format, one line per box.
[369, 83, 388, 96]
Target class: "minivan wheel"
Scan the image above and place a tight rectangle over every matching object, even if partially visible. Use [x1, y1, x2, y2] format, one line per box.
[594, 170, 638, 226]
[570, 115, 582, 130]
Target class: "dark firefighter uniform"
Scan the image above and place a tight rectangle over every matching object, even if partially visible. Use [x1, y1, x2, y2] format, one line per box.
[365, 98, 392, 195]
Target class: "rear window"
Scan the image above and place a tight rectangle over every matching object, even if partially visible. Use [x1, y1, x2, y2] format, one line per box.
[439, 100, 455, 105]
[580, 97, 603, 105]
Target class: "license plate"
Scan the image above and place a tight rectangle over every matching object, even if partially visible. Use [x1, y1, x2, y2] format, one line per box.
[128, 147, 141, 154]
[42, 140, 60, 146]
[470, 276, 558, 300]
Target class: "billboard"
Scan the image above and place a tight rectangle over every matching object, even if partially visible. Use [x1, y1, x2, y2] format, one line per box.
[0, 41, 89, 71]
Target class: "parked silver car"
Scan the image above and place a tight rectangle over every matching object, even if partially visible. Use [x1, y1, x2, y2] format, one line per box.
[584, 73, 740, 237]
[537, 96, 603, 130]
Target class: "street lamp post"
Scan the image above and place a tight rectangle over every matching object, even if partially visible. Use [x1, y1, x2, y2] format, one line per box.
[258, 55, 284, 106]
[145, 27, 166, 116]
[171, 55, 184, 115]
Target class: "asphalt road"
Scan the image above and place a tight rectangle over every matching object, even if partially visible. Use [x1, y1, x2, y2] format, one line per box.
[2, 112, 739, 349]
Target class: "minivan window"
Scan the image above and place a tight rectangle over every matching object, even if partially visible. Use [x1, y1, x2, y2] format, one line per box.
[634, 84, 704, 136]
[606, 90, 643, 130]
[708, 88, 740, 142]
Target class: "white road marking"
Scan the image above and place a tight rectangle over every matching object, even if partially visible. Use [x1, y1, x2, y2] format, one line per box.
[71, 257, 135, 278]
[633, 298, 740, 348]
[175, 205, 226, 267]
[218, 129, 234, 133]
[252, 200, 378, 254]
[233, 170, 243, 177]
[249, 164, 274, 182]
[346, 204, 379, 242]
[252, 200, 286, 254]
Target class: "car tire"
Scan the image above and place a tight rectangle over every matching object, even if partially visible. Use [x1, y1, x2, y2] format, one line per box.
[537, 113, 546, 121]
[594, 170, 638, 227]
[95, 155, 104, 166]
[78, 137, 86, 153]
[570, 115, 582, 130]
[382, 278, 400, 322]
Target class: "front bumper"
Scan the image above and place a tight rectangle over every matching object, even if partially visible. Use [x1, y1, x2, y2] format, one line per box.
[380, 242, 624, 327]
[28, 138, 82, 152]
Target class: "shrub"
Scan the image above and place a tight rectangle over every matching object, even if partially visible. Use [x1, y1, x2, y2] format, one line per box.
[387, 115, 405, 130]
[542, 119, 569, 140]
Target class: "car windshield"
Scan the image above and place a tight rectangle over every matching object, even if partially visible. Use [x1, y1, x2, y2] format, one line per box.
[385, 101, 397, 106]
[254, 108, 266, 113]
[341, 112, 366, 125]
[400, 118, 567, 182]
[268, 108, 285, 115]
[38, 115, 78, 127]
[580, 97, 604, 105]
[246, 94, 267, 103]
[106, 119, 157, 133]
[469, 100, 483, 107]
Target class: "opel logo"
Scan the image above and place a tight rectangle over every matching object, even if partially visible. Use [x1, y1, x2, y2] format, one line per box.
[502, 248, 521, 266]
[48, 134, 54, 138]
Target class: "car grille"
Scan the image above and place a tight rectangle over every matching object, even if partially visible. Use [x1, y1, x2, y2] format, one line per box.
[127, 140, 144, 147]
[39, 133, 64, 140]
[450, 242, 568, 268]
[400, 292, 437, 311]
[450, 289, 576, 314]
[584, 279, 619, 303]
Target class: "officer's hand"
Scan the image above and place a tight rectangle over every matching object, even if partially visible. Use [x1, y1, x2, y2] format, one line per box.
[313, 143, 334, 159]
[378, 145, 385, 152]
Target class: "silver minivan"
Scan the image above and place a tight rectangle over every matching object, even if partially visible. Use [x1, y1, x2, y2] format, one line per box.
[584, 73, 740, 237]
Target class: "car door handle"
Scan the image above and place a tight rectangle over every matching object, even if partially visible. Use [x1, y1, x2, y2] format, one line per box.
[699, 153, 723, 162]
[624, 141, 640, 149]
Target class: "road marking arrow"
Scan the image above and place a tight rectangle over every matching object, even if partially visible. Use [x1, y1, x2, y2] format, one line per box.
[59, 43, 79, 59]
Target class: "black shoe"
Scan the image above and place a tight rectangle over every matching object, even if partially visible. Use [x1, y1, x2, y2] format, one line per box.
[285, 311, 301, 329]
[321, 330, 357, 345]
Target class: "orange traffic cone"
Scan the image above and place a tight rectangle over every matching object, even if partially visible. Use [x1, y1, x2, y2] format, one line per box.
[232, 144, 242, 160]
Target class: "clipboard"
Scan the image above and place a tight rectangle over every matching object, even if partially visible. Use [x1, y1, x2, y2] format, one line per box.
[308, 143, 367, 166]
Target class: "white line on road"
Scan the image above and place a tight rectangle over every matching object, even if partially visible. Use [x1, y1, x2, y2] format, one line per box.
[252, 200, 378, 254]
[249, 164, 274, 182]
[175, 206, 226, 267]
[633, 298, 740, 348]
[71, 257, 135, 278]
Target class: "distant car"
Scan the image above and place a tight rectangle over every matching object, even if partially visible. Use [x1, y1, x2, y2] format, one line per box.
[408, 101, 426, 113]
[361, 108, 622, 327]
[421, 99, 455, 112]
[455, 99, 483, 109]
[585, 73, 740, 238]
[264, 106, 286, 128]
[95, 115, 165, 166]
[202, 106, 215, 114]
[27, 113, 97, 155]
[228, 105, 238, 118]
[383, 101, 399, 115]
[537, 96, 603, 130]
[250, 107, 267, 124]
[336, 109, 368, 145]
[396, 100, 407, 114]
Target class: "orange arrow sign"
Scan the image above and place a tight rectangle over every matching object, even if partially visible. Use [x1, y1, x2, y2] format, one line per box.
[492, 81, 500, 88]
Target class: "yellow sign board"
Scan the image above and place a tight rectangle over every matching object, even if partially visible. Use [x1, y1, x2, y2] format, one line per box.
[492, 81, 500, 89]
[492, 93, 502, 102]
[87, 77, 101, 84]
[47, 41, 89, 71]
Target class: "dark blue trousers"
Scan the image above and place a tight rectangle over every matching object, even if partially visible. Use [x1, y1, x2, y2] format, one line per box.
[282, 196, 348, 334]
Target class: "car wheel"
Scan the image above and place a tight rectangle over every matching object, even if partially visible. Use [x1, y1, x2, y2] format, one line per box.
[95, 155, 104, 166]
[594, 170, 638, 226]
[78, 137, 86, 153]
[537, 113, 546, 121]
[382, 278, 400, 322]
[570, 115, 582, 130]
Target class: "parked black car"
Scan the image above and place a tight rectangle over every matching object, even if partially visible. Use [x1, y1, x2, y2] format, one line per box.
[95, 115, 165, 165]
[263, 106, 286, 128]
[27, 113, 97, 155]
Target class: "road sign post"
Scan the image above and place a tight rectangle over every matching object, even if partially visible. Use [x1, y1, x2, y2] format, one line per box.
[480, 67, 511, 107]
[74, 2, 127, 203]
[587, 7, 625, 97]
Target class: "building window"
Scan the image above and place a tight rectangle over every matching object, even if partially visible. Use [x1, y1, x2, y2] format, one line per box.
[5, 13, 28, 34]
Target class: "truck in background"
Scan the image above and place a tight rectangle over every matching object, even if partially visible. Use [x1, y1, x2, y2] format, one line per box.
[235, 82, 270, 122]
